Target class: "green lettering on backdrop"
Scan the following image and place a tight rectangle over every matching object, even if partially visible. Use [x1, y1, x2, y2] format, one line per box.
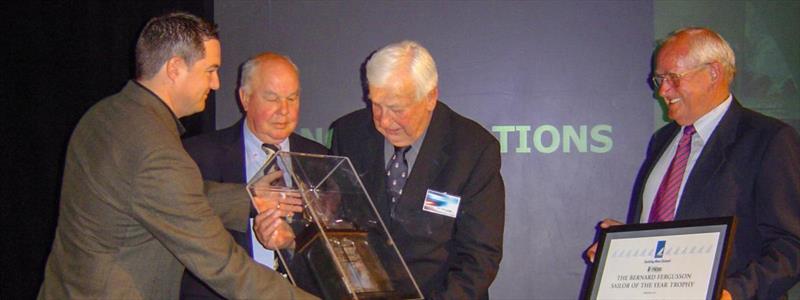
[533, 125, 560, 153]
[491, 125, 516, 153]
[491, 124, 614, 154]
[300, 125, 614, 155]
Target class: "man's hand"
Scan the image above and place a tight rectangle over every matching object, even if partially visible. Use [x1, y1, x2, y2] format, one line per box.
[721, 289, 732, 300]
[251, 171, 305, 217]
[253, 208, 295, 250]
[584, 218, 624, 263]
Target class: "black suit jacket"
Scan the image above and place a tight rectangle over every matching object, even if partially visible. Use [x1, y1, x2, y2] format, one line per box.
[330, 102, 505, 300]
[179, 119, 328, 300]
[628, 100, 800, 299]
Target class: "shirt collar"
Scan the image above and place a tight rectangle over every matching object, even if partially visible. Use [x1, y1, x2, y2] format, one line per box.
[242, 118, 290, 157]
[384, 126, 428, 168]
[687, 93, 732, 143]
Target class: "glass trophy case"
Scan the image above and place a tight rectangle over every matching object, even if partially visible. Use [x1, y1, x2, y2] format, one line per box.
[246, 152, 423, 300]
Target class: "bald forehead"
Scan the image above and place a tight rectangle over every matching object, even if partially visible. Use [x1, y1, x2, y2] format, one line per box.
[241, 53, 300, 92]
[657, 29, 708, 63]
[660, 32, 690, 54]
[254, 54, 297, 74]
[656, 36, 693, 68]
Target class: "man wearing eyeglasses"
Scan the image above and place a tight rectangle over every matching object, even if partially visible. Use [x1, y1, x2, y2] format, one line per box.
[585, 27, 800, 299]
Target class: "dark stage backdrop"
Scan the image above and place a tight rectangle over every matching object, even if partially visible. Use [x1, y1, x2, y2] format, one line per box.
[3, 2, 214, 299]
[4, 1, 797, 299]
[214, 1, 799, 299]
[215, 2, 654, 299]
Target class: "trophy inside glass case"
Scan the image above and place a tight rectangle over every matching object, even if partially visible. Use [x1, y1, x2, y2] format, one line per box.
[247, 152, 422, 300]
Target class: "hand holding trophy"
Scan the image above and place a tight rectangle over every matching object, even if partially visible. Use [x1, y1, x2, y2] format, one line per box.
[251, 169, 304, 217]
[250, 168, 303, 250]
[252, 208, 295, 250]
[247, 152, 423, 299]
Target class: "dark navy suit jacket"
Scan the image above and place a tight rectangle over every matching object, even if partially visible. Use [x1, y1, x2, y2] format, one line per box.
[628, 100, 800, 299]
[330, 102, 505, 300]
[179, 119, 327, 299]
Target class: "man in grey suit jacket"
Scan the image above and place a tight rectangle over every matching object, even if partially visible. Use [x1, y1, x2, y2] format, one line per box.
[586, 28, 800, 300]
[330, 41, 505, 299]
[180, 52, 328, 299]
[38, 13, 315, 300]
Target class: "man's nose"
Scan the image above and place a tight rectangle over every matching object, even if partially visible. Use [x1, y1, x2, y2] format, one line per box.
[657, 80, 672, 97]
[378, 111, 393, 128]
[210, 72, 220, 90]
[277, 98, 289, 114]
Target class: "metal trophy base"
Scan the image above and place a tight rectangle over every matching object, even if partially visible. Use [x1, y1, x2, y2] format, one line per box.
[248, 152, 422, 300]
[301, 230, 397, 300]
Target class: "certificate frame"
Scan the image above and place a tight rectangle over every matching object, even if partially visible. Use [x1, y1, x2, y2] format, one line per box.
[585, 217, 736, 300]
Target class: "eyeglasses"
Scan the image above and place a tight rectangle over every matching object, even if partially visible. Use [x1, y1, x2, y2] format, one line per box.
[651, 64, 708, 88]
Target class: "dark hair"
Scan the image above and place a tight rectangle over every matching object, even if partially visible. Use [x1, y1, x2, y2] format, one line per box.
[135, 12, 218, 79]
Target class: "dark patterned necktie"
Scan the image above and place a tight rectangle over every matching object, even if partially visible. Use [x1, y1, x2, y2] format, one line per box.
[261, 143, 280, 174]
[262, 143, 279, 157]
[649, 125, 696, 222]
[386, 146, 411, 206]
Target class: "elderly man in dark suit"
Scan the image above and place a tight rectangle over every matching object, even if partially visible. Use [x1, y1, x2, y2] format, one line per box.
[38, 13, 315, 300]
[329, 40, 505, 299]
[586, 28, 800, 300]
[180, 52, 327, 299]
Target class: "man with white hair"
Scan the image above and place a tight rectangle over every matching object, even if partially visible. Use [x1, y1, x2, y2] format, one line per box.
[330, 40, 505, 299]
[586, 27, 800, 299]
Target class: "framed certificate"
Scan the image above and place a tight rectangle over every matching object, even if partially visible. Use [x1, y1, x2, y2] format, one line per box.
[586, 217, 735, 300]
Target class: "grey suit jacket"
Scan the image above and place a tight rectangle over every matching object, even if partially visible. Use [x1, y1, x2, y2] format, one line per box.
[38, 81, 315, 299]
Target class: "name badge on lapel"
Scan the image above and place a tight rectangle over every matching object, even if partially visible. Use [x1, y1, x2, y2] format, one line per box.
[422, 189, 460, 218]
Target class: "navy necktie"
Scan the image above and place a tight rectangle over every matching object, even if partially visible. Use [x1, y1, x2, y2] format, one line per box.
[386, 146, 411, 206]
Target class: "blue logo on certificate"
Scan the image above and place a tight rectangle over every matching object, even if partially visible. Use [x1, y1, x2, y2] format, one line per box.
[422, 189, 460, 218]
[654, 240, 666, 258]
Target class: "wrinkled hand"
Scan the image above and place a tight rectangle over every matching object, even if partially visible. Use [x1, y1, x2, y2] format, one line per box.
[251, 171, 305, 217]
[585, 218, 624, 263]
[253, 208, 295, 250]
[252, 168, 285, 187]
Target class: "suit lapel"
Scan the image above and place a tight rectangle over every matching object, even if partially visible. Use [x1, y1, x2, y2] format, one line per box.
[354, 118, 389, 221]
[399, 102, 451, 211]
[632, 123, 679, 223]
[676, 100, 741, 219]
[288, 134, 301, 152]
[222, 120, 247, 183]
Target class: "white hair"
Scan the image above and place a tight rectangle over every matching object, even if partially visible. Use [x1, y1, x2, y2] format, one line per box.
[662, 27, 736, 83]
[239, 52, 299, 93]
[366, 40, 438, 101]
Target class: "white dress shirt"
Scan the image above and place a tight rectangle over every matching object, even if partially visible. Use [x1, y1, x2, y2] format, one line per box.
[641, 95, 733, 222]
[242, 120, 291, 268]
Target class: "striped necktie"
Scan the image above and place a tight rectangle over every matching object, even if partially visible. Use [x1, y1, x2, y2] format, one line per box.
[648, 125, 696, 222]
[261, 144, 280, 174]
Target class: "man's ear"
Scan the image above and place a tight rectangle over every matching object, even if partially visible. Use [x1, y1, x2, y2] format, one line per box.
[238, 87, 249, 111]
[165, 56, 185, 82]
[425, 86, 439, 111]
[708, 61, 722, 82]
